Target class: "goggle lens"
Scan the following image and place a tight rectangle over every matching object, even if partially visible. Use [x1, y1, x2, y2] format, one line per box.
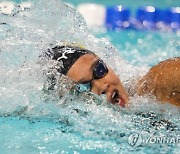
[94, 60, 108, 79]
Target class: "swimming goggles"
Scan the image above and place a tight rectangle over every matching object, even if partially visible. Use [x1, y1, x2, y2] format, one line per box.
[76, 60, 108, 92]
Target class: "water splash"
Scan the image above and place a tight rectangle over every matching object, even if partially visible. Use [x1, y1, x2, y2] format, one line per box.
[0, 0, 179, 153]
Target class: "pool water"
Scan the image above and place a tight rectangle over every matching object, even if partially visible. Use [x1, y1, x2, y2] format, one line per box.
[96, 30, 180, 66]
[64, 0, 180, 66]
[0, 0, 180, 154]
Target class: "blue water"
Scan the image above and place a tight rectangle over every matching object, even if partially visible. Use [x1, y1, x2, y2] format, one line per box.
[96, 30, 180, 66]
[0, 0, 180, 154]
[64, 0, 180, 66]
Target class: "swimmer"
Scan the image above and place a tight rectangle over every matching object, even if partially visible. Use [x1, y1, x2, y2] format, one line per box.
[45, 45, 180, 107]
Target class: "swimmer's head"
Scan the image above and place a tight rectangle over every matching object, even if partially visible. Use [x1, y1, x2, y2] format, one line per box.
[46, 45, 94, 75]
[47, 45, 129, 107]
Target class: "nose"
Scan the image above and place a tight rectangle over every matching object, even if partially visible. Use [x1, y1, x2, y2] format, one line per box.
[91, 75, 129, 106]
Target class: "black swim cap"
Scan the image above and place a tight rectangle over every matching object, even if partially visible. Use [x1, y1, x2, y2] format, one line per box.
[46, 45, 94, 75]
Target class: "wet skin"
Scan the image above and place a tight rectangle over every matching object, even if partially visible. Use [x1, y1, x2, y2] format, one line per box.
[137, 57, 180, 106]
[67, 54, 129, 107]
[67, 53, 180, 107]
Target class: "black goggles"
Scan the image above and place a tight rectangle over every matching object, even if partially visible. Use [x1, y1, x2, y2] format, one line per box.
[93, 60, 109, 79]
[76, 60, 108, 92]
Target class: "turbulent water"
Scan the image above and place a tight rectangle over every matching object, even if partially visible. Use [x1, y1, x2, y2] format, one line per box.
[0, 0, 179, 153]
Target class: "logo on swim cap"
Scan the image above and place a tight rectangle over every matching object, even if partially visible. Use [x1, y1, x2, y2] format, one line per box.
[56, 47, 77, 60]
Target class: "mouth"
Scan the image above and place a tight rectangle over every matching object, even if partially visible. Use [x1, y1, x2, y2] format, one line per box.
[111, 90, 126, 108]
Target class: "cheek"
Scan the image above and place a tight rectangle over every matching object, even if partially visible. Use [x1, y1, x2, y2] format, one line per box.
[79, 69, 92, 79]
[106, 69, 120, 84]
[68, 67, 92, 82]
[91, 86, 99, 94]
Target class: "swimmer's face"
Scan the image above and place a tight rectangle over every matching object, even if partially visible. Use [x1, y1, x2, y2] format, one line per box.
[67, 54, 129, 107]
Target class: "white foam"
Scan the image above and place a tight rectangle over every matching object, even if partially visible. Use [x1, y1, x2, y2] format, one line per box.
[0, 2, 179, 153]
[64, 2, 75, 9]
[0, 0, 179, 135]
[20, 2, 31, 11]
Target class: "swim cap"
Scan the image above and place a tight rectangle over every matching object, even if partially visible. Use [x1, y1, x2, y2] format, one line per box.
[45, 45, 94, 75]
